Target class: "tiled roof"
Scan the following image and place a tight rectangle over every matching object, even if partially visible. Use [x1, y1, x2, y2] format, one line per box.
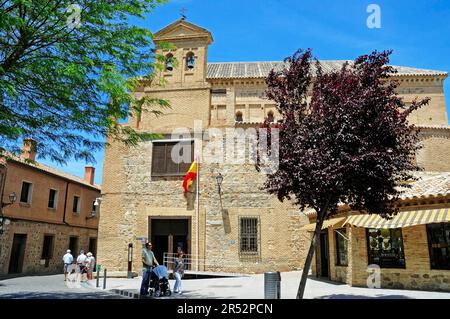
[206, 61, 448, 79]
[10, 156, 101, 190]
[303, 171, 450, 217]
[415, 124, 450, 130]
[398, 171, 450, 200]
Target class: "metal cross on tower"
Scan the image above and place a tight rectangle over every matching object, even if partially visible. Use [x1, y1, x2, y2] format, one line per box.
[180, 7, 187, 20]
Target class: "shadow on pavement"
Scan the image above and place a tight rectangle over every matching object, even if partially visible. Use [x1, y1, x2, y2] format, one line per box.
[116, 288, 235, 300]
[306, 276, 347, 286]
[0, 292, 125, 299]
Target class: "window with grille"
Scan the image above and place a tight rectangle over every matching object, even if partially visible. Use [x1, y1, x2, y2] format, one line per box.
[239, 217, 260, 260]
[151, 140, 194, 179]
[427, 222, 450, 270]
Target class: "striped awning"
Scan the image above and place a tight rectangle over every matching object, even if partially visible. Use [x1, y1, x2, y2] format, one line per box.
[301, 217, 346, 232]
[344, 208, 450, 229]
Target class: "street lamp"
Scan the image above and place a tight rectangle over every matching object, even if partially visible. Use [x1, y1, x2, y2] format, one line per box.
[1, 192, 17, 234]
[93, 197, 102, 207]
[2, 192, 17, 207]
[87, 197, 102, 220]
[215, 173, 223, 195]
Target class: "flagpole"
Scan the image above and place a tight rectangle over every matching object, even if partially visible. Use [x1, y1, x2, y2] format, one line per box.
[195, 154, 199, 272]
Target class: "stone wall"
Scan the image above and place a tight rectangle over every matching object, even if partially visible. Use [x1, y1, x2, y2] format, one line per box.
[0, 220, 97, 276]
[98, 136, 311, 274]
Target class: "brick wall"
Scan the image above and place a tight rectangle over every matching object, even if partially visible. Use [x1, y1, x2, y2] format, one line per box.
[417, 128, 450, 171]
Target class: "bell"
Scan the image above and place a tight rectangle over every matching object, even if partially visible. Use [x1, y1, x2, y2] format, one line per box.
[166, 60, 173, 71]
[187, 55, 195, 69]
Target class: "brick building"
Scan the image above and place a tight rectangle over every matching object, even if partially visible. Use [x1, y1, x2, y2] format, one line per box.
[307, 172, 450, 291]
[98, 19, 450, 290]
[0, 140, 101, 276]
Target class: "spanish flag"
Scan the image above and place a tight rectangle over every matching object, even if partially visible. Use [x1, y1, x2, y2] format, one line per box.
[182, 161, 197, 193]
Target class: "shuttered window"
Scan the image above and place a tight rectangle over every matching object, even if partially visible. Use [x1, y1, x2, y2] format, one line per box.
[151, 141, 194, 178]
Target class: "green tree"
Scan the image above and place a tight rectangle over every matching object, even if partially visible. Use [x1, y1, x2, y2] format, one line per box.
[0, 0, 170, 163]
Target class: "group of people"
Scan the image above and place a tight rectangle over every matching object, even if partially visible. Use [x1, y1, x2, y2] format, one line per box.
[63, 249, 96, 282]
[140, 242, 185, 296]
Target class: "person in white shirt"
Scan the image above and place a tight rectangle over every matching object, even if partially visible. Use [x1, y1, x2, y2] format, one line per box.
[86, 252, 96, 280]
[62, 249, 74, 281]
[76, 250, 87, 281]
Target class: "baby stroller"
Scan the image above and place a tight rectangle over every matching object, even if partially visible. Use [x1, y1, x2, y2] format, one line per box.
[148, 265, 171, 297]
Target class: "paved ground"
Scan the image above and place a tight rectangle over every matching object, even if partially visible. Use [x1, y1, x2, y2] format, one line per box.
[92, 271, 450, 299]
[1, 271, 450, 299]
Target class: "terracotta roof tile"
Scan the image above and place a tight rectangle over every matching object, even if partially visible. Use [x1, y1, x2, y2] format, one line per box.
[10, 156, 101, 190]
[303, 171, 450, 217]
[206, 61, 448, 79]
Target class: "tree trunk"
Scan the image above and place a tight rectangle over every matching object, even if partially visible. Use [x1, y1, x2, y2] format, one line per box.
[296, 207, 327, 299]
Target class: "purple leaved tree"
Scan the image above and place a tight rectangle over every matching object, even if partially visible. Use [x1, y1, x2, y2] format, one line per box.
[258, 49, 430, 299]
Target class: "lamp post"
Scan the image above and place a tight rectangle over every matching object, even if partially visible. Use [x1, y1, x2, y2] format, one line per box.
[87, 197, 101, 220]
[216, 172, 230, 233]
[93, 197, 102, 207]
[215, 173, 223, 195]
[127, 243, 133, 279]
[216, 173, 223, 213]
[216, 172, 224, 210]
[0, 192, 17, 235]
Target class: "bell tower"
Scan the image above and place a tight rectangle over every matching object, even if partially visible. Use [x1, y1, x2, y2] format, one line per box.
[136, 19, 213, 132]
[153, 19, 213, 86]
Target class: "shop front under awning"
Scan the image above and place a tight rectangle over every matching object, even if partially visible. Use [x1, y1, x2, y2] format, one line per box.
[301, 217, 346, 232]
[344, 207, 450, 229]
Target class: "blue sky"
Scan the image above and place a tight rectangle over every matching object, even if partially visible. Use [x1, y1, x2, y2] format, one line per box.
[41, 0, 450, 185]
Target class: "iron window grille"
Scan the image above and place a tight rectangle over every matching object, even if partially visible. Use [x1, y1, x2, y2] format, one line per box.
[427, 222, 450, 270]
[239, 216, 261, 261]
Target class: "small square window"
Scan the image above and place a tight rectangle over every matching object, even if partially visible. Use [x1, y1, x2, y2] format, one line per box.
[20, 181, 33, 204]
[72, 196, 81, 213]
[48, 189, 58, 209]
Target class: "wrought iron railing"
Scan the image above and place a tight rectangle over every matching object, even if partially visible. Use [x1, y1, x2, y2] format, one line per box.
[162, 252, 254, 274]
